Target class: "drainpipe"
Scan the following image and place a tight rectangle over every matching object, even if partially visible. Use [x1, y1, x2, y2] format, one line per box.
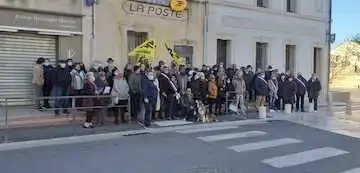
[90, 2, 97, 63]
[327, 0, 332, 104]
[203, 0, 209, 65]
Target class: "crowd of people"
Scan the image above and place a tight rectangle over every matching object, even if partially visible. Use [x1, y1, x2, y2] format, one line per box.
[32, 57, 322, 128]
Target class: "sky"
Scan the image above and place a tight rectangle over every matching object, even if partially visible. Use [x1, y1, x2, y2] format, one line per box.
[332, 0, 360, 47]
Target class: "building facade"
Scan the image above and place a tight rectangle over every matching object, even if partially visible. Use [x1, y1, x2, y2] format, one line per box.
[0, 0, 83, 104]
[205, 0, 330, 99]
[82, 0, 205, 68]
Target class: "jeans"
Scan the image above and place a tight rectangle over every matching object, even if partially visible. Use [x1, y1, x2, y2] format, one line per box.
[144, 101, 156, 126]
[52, 86, 69, 114]
[33, 84, 43, 108]
[296, 94, 305, 111]
[269, 95, 277, 110]
[235, 94, 246, 114]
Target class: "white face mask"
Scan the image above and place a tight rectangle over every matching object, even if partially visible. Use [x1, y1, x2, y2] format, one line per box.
[89, 76, 95, 82]
[259, 75, 265, 79]
[44, 61, 50, 66]
[60, 63, 66, 68]
[114, 72, 119, 76]
[67, 62, 73, 66]
[147, 75, 154, 80]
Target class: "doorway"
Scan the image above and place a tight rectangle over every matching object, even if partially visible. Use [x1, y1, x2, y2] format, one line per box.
[285, 45, 296, 72]
[256, 42, 268, 70]
[217, 39, 230, 67]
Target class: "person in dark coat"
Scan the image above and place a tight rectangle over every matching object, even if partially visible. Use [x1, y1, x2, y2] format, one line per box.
[82, 72, 97, 128]
[277, 73, 286, 110]
[190, 72, 208, 103]
[265, 65, 273, 81]
[158, 66, 178, 119]
[283, 76, 297, 111]
[43, 58, 53, 108]
[104, 57, 118, 91]
[254, 72, 270, 110]
[307, 74, 322, 111]
[141, 71, 158, 127]
[128, 65, 142, 121]
[295, 73, 307, 112]
[52, 60, 72, 115]
[244, 65, 255, 102]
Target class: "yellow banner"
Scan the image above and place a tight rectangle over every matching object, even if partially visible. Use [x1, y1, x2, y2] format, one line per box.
[128, 39, 156, 63]
[165, 44, 185, 65]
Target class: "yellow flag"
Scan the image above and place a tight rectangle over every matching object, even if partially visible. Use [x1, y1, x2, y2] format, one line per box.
[165, 44, 185, 65]
[128, 39, 156, 62]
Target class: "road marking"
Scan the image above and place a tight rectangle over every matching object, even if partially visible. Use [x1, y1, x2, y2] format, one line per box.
[176, 126, 238, 134]
[228, 138, 302, 153]
[262, 147, 349, 168]
[153, 120, 193, 127]
[197, 131, 267, 142]
[340, 168, 360, 173]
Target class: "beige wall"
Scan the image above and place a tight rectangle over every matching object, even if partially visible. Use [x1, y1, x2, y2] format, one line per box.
[0, 0, 82, 14]
[83, 0, 205, 68]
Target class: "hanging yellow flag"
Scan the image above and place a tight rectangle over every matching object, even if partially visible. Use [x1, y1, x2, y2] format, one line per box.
[165, 44, 185, 65]
[128, 39, 156, 63]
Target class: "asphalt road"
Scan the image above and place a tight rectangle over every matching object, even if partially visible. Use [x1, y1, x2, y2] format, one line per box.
[0, 121, 360, 173]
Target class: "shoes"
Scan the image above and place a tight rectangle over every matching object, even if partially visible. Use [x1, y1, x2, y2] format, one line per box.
[83, 122, 94, 128]
[269, 109, 275, 113]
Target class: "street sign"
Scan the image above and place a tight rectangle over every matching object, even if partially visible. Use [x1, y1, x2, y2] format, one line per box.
[85, 0, 97, 7]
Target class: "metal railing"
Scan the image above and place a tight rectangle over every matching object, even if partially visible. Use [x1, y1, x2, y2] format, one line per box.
[0, 95, 130, 143]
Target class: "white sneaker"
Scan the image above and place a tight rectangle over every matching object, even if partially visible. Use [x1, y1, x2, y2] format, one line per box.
[270, 109, 275, 113]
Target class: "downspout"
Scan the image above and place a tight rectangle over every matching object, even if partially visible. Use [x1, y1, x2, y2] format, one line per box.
[327, 0, 332, 103]
[203, 0, 209, 65]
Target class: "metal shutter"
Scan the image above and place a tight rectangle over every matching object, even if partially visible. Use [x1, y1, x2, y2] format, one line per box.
[0, 32, 57, 105]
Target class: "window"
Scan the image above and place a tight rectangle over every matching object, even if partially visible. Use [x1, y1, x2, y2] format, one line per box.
[127, 31, 148, 61]
[257, 0, 269, 8]
[256, 42, 268, 70]
[217, 39, 231, 67]
[174, 45, 194, 65]
[313, 47, 322, 74]
[286, 0, 296, 13]
[285, 45, 296, 72]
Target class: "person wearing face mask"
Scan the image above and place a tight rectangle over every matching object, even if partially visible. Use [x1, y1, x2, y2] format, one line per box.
[295, 72, 307, 112]
[190, 72, 208, 103]
[283, 76, 297, 112]
[232, 71, 246, 115]
[66, 59, 74, 70]
[128, 65, 142, 121]
[110, 70, 129, 124]
[42, 58, 53, 108]
[141, 71, 158, 127]
[244, 65, 255, 102]
[158, 66, 179, 120]
[82, 72, 97, 128]
[52, 60, 72, 115]
[70, 63, 86, 108]
[277, 73, 287, 111]
[178, 65, 188, 93]
[307, 74, 322, 112]
[207, 75, 218, 115]
[268, 74, 279, 112]
[254, 72, 270, 110]
[104, 58, 118, 91]
[32, 57, 45, 110]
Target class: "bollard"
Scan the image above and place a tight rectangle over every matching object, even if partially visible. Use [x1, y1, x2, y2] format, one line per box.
[345, 100, 352, 116]
[308, 102, 314, 112]
[258, 106, 267, 119]
[284, 104, 292, 114]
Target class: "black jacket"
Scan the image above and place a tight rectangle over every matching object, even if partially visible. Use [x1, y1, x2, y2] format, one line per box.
[307, 79, 322, 98]
[283, 80, 297, 102]
[295, 76, 307, 95]
[254, 77, 270, 96]
[158, 73, 177, 95]
[53, 66, 71, 88]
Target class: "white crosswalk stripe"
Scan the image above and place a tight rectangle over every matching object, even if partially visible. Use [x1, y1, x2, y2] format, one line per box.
[227, 138, 302, 153]
[175, 126, 238, 134]
[197, 131, 267, 142]
[262, 147, 350, 168]
[340, 168, 360, 173]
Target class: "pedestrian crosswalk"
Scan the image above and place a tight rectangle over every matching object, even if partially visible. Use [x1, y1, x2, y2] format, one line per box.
[175, 126, 358, 172]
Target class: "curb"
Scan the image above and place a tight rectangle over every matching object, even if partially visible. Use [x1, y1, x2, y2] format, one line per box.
[0, 119, 270, 151]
